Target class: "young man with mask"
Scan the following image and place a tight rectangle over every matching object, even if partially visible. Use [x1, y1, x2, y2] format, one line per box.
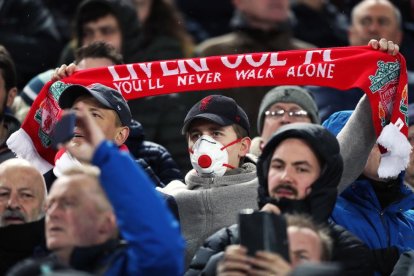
[160, 95, 258, 266]
[187, 123, 373, 276]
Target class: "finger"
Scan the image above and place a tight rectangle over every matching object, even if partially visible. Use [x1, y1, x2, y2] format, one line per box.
[393, 44, 400, 56]
[66, 63, 78, 75]
[387, 40, 395, 55]
[379, 38, 388, 51]
[218, 261, 251, 273]
[368, 39, 379, 50]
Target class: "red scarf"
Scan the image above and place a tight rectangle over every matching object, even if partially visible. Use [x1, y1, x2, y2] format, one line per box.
[7, 46, 410, 177]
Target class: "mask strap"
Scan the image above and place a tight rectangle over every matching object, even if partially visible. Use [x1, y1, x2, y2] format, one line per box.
[220, 138, 243, 150]
[223, 163, 236, 169]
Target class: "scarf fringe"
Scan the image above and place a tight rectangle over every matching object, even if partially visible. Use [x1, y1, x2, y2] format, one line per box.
[6, 129, 53, 174]
[377, 123, 412, 178]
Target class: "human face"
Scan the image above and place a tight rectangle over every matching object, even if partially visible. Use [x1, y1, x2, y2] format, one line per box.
[82, 15, 122, 52]
[187, 119, 248, 169]
[262, 103, 312, 144]
[46, 175, 109, 252]
[71, 96, 121, 145]
[268, 138, 321, 200]
[288, 226, 322, 267]
[0, 164, 45, 226]
[77, 57, 116, 70]
[135, 0, 152, 24]
[349, 0, 402, 46]
[233, 0, 289, 30]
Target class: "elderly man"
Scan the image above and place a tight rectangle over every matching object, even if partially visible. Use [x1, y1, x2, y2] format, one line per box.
[0, 158, 47, 274]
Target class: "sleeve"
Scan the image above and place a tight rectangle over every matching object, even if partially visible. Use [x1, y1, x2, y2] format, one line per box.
[329, 223, 375, 276]
[337, 95, 376, 193]
[92, 141, 185, 276]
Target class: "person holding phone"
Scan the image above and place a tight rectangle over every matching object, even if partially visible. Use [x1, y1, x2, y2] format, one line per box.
[217, 214, 333, 276]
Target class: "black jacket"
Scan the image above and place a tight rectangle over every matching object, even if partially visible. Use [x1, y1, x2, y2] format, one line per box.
[0, 219, 48, 275]
[0, 0, 62, 88]
[125, 119, 183, 186]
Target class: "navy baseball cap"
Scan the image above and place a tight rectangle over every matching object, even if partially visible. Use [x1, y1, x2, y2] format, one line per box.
[182, 95, 250, 135]
[58, 83, 132, 127]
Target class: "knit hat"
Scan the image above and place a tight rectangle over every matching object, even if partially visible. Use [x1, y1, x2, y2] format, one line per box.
[182, 95, 250, 135]
[257, 86, 320, 134]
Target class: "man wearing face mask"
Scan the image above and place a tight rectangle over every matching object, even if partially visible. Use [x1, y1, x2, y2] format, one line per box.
[160, 95, 258, 267]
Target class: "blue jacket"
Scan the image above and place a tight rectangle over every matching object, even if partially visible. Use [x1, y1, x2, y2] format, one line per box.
[92, 141, 185, 275]
[331, 177, 414, 253]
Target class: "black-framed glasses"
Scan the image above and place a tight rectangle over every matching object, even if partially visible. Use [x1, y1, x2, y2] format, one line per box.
[265, 109, 308, 118]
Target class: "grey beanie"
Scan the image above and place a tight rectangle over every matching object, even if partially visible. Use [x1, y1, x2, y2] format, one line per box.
[257, 85, 320, 134]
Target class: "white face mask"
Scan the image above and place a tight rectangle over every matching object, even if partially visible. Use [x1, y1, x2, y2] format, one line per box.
[190, 135, 239, 177]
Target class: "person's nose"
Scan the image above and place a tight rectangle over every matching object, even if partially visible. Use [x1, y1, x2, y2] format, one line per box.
[7, 193, 20, 210]
[280, 166, 294, 183]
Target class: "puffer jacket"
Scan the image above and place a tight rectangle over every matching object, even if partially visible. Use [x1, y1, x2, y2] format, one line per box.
[125, 119, 183, 186]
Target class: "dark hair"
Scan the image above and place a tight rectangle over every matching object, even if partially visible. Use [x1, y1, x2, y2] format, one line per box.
[142, 0, 194, 57]
[0, 45, 17, 91]
[75, 41, 124, 65]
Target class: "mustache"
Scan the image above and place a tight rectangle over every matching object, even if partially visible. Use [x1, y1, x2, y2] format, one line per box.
[272, 184, 298, 197]
[1, 208, 26, 222]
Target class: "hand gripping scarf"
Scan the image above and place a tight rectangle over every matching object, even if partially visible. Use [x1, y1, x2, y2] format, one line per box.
[7, 46, 411, 177]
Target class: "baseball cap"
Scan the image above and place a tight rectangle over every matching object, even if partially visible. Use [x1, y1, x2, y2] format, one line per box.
[58, 83, 132, 126]
[182, 95, 250, 135]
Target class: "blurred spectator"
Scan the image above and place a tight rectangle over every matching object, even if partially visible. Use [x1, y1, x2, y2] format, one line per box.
[390, 250, 414, 276]
[291, 0, 349, 47]
[324, 110, 414, 275]
[0, 46, 20, 163]
[134, 0, 194, 58]
[160, 95, 257, 266]
[43, 0, 84, 44]
[309, 0, 414, 123]
[0, 158, 48, 275]
[174, 0, 234, 43]
[58, 0, 142, 65]
[0, 0, 63, 88]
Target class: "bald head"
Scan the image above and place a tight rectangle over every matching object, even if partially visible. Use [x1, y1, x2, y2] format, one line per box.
[0, 158, 47, 226]
[349, 0, 402, 46]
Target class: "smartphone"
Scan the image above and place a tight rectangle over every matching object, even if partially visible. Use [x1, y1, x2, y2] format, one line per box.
[50, 112, 76, 149]
[238, 209, 290, 261]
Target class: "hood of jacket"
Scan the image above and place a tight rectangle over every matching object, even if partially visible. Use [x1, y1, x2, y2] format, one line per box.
[257, 123, 343, 223]
[74, 0, 142, 63]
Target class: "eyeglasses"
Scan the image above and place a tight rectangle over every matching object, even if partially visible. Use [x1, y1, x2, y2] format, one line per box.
[265, 109, 308, 118]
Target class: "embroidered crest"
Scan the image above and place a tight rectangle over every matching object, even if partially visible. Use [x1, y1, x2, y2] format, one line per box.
[200, 95, 213, 111]
[35, 81, 71, 147]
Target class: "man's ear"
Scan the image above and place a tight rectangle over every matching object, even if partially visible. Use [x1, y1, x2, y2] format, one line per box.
[114, 126, 130, 146]
[238, 137, 251, 157]
[99, 212, 117, 238]
[6, 87, 17, 108]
